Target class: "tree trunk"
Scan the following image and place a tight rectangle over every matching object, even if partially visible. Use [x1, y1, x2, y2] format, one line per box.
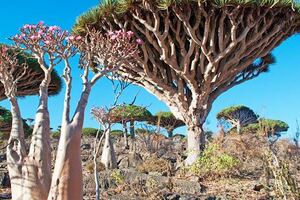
[129, 120, 135, 139]
[129, 120, 136, 152]
[123, 122, 129, 149]
[48, 123, 83, 200]
[7, 76, 52, 200]
[237, 121, 241, 134]
[101, 130, 117, 169]
[48, 84, 91, 200]
[27, 81, 52, 198]
[167, 129, 174, 138]
[185, 124, 205, 166]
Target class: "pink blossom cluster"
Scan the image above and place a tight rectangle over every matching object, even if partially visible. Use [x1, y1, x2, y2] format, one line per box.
[107, 30, 144, 45]
[0, 46, 8, 53]
[66, 35, 82, 42]
[12, 21, 70, 48]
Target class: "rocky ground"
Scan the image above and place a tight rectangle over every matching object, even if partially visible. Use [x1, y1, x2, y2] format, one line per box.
[0, 133, 299, 199]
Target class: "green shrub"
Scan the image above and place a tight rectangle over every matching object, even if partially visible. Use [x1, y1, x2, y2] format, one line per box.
[82, 127, 102, 137]
[52, 131, 60, 139]
[110, 129, 124, 137]
[189, 144, 239, 178]
[110, 169, 125, 185]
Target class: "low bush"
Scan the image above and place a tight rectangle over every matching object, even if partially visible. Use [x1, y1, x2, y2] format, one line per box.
[137, 156, 171, 174]
[82, 127, 102, 137]
[51, 131, 60, 139]
[189, 144, 239, 178]
[85, 161, 106, 173]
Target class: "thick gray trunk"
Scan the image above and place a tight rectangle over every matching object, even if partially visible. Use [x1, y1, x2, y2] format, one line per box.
[185, 125, 205, 166]
[101, 130, 117, 169]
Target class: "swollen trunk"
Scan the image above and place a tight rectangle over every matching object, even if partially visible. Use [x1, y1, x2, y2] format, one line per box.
[185, 125, 205, 165]
[101, 130, 117, 169]
[48, 123, 83, 200]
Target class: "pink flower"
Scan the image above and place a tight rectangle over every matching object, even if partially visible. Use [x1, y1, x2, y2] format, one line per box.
[108, 31, 114, 36]
[1, 46, 8, 53]
[45, 40, 51, 45]
[23, 24, 30, 29]
[110, 35, 118, 40]
[66, 36, 75, 41]
[75, 36, 82, 40]
[49, 26, 60, 32]
[38, 21, 44, 26]
[30, 35, 38, 40]
[38, 30, 44, 35]
[126, 31, 134, 37]
[18, 34, 25, 40]
[136, 38, 144, 45]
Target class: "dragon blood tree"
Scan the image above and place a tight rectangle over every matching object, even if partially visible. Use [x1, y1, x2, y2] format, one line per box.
[148, 111, 185, 137]
[1, 22, 140, 200]
[0, 106, 32, 139]
[74, 0, 300, 164]
[109, 104, 152, 150]
[217, 105, 258, 134]
[0, 44, 61, 100]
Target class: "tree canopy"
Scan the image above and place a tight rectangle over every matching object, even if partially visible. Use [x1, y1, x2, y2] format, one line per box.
[75, 0, 300, 164]
[148, 111, 185, 137]
[0, 44, 62, 100]
[243, 118, 289, 137]
[217, 105, 258, 133]
[108, 104, 152, 123]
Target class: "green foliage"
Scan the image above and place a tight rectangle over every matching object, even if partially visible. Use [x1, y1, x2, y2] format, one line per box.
[52, 131, 61, 139]
[74, 0, 300, 33]
[0, 106, 12, 123]
[110, 129, 124, 137]
[82, 127, 103, 137]
[109, 105, 152, 123]
[189, 144, 239, 178]
[155, 111, 174, 119]
[0, 44, 62, 97]
[0, 106, 32, 138]
[216, 105, 258, 120]
[110, 169, 125, 185]
[243, 118, 289, 136]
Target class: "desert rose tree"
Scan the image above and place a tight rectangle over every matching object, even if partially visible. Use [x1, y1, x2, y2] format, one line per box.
[217, 105, 258, 134]
[1, 22, 140, 200]
[74, 0, 300, 164]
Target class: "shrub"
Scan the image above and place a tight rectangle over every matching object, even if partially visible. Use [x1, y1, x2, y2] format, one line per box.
[85, 161, 106, 173]
[110, 169, 125, 186]
[52, 131, 60, 139]
[189, 144, 239, 178]
[137, 156, 171, 174]
[82, 127, 102, 137]
[110, 129, 124, 137]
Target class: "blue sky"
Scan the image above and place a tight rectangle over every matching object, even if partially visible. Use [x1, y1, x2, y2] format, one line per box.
[0, 1, 299, 139]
